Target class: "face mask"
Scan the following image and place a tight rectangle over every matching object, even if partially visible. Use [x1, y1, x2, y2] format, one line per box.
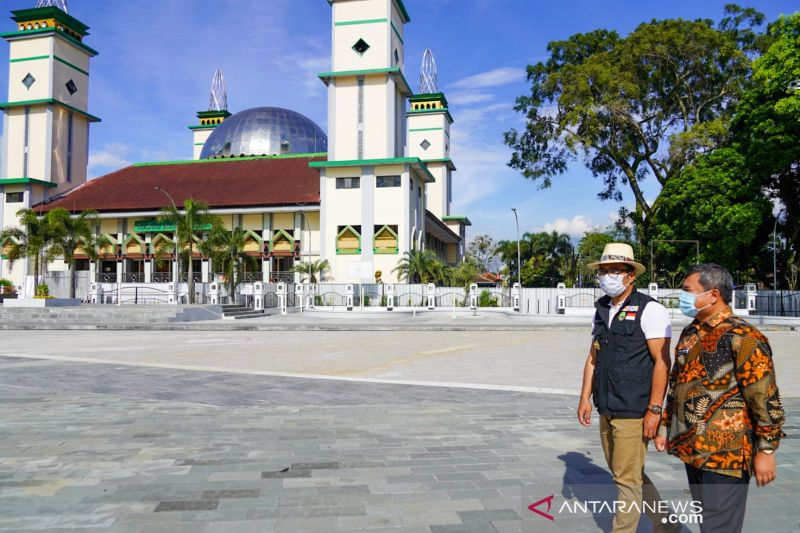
[599, 274, 628, 297]
[679, 290, 712, 318]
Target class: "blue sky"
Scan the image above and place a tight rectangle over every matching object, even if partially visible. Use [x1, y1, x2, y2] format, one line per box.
[1, 0, 796, 243]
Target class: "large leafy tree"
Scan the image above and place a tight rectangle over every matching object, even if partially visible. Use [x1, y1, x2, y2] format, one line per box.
[731, 13, 800, 282]
[46, 208, 98, 299]
[466, 234, 497, 272]
[651, 148, 772, 278]
[0, 208, 54, 292]
[504, 6, 765, 239]
[157, 198, 219, 304]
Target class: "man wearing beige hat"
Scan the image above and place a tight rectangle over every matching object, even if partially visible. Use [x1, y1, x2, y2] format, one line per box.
[577, 243, 675, 532]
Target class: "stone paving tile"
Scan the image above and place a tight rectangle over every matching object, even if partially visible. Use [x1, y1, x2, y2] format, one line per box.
[0, 356, 797, 532]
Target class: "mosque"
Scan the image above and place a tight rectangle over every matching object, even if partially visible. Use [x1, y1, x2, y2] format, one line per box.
[0, 0, 471, 290]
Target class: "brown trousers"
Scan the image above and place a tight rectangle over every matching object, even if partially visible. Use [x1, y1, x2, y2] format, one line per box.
[600, 415, 672, 533]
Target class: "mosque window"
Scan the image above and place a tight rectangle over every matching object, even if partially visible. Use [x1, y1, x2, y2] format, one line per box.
[420, 139, 431, 151]
[376, 175, 400, 188]
[336, 177, 360, 189]
[21, 73, 35, 89]
[5, 192, 23, 203]
[336, 226, 361, 255]
[352, 39, 370, 55]
[373, 225, 399, 254]
[65, 79, 78, 95]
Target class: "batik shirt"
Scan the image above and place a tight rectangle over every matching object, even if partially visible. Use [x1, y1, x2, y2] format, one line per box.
[658, 307, 785, 478]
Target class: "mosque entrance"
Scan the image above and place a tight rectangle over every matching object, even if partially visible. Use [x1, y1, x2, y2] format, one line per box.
[271, 257, 294, 283]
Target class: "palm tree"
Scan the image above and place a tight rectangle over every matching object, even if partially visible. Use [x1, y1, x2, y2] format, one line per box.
[198, 224, 252, 299]
[157, 198, 219, 304]
[46, 208, 98, 299]
[393, 249, 439, 284]
[292, 259, 330, 284]
[0, 208, 54, 293]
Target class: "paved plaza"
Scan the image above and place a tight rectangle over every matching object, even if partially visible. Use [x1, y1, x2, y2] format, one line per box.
[0, 329, 798, 532]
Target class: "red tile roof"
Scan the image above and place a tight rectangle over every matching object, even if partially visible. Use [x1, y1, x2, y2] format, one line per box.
[37, 155, 325, 213]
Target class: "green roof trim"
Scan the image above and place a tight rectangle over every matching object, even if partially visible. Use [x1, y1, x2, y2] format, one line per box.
[193, 142, 206, 146]
[1, 28, 99, 57]
[54, 55, 89, 76]
[310, 157, 434, 183]
[409, 127, 443, 132]
[196, 110, 231, 119]
[11, 6, 90, 35]
[317, 67, 412, 96]
[422, 158, 456, 171]
[390, 20, 404, 44]
[132, 153, 327, 167]
[310, 157, 414, 167]
[188, 124, 217, 130]
[335, 18, 387, 26]
[393, 0, 411, 23]
[9, 54, 49, 63]
[8, 57, 85, 79]
[442, 215, 472, 226]
[410, 92, 449, 108]
[408, 106, 454, 124]
[0, 98, 101, 122]
[0, 177, 57, 188]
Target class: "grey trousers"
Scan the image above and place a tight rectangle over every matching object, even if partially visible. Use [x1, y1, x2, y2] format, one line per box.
[685, 463, 750, 533]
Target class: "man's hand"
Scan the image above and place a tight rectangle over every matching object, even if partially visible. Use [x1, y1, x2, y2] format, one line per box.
[754, 451, 777, 487]
[654, 435, 667, 452]
[578, 398, 592, 427]
[643, 411, 660, 439]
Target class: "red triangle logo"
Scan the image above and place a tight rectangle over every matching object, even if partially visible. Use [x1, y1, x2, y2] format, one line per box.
[528, 494, 555, 521]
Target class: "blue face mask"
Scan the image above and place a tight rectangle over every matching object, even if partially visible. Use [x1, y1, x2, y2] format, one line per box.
[679, 290, 711, 318]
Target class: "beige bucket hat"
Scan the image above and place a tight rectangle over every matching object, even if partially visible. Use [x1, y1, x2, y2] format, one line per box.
[587, 243, 646, 276]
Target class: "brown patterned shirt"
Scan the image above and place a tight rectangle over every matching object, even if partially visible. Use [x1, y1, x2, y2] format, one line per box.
[658, 307, 785, 478]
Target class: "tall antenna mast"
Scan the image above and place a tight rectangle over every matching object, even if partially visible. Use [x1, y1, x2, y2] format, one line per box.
[208, 69, 228, 112]
[35, 0, 69, 12]
[419, 49, 439, 94]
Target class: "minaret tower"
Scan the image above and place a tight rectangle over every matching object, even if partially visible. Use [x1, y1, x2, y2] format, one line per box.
[1, 0, 99, 286]
[190, 69, 231, 160]
[0, 0, 99, 198]
[407, 49, 453, 219]
[312, 0, 439, 283]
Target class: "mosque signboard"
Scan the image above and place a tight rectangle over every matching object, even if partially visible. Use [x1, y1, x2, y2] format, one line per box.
[133, 220, 213, 233]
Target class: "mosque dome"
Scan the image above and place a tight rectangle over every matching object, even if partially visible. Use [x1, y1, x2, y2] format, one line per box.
[200, 107, 327, 159]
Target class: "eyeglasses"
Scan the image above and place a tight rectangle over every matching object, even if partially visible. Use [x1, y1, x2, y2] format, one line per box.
[596, 268, 632, 276]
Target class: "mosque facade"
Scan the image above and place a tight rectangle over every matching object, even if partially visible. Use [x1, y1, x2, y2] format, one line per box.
[0, 0, 471, 291]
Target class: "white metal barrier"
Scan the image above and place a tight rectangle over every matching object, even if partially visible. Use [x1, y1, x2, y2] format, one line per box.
[557, 283, 566, 314]
[512, 283, 520, 312]
[427, 283, 436, 310]
[277, 282, 287, 315]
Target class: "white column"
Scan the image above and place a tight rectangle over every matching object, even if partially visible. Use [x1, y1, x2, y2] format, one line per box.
[201, 259, 210, 283]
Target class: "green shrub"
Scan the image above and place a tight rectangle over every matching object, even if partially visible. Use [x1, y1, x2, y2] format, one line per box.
[479, 289, 498, 307]
[34, 283, 49, 298]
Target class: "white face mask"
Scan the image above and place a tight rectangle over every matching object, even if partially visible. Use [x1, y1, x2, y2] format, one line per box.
[599, 273, 629, 298]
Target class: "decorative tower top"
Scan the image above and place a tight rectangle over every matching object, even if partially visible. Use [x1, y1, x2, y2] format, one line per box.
[208, 68, 228, 112]
[35, 0, 69, 13]
[419, 49, 438, 94]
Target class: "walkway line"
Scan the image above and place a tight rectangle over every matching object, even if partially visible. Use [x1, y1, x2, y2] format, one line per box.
[0, 353, 579, 396]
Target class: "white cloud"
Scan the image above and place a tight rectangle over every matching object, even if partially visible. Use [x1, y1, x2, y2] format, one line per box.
[88, 143, 132, 178]
[534, 215, 600, 237]
[447, 92, 494, 106]
[448, 67, 525, 90]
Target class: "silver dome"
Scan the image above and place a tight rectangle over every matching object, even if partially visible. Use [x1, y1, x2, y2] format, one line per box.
[200, 107, 327, 159]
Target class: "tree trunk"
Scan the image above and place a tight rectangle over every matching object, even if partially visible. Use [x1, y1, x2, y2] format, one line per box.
[188, 241, 194, 304]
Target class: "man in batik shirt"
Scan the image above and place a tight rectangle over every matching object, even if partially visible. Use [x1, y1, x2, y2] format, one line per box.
[655, 264, 785, 533]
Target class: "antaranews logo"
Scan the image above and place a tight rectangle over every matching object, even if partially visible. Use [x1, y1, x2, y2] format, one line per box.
[523, 490, 702, 529]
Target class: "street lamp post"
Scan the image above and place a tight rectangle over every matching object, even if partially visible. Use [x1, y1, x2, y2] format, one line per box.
[773, 208, 785, 292]
[154, 186, 179, 304]
[511, 208, 521, 288]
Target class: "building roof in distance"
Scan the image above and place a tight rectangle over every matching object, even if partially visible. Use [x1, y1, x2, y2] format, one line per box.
[37, 154, 326, 214]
